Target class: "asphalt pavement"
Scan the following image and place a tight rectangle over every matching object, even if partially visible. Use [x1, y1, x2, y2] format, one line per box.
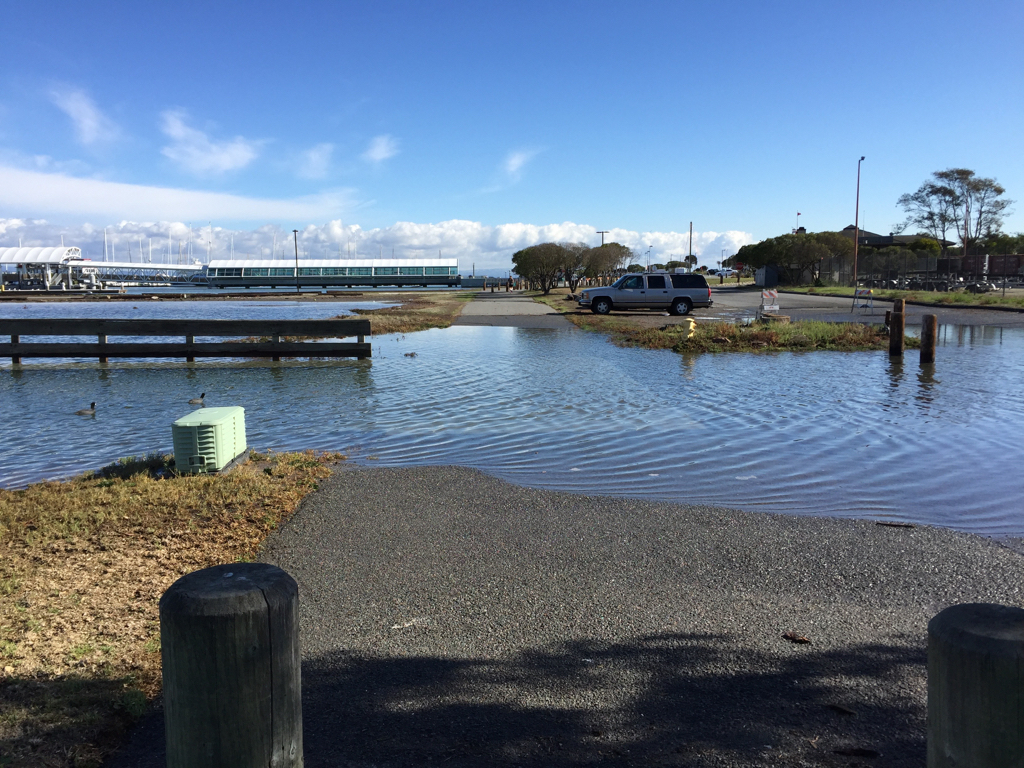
[705, 285, 1024, 327]
[107, 466, 1024, 768]
[452, 291, 574, 328]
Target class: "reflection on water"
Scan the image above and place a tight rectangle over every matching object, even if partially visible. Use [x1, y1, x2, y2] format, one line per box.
[2, 304, 1023, 537]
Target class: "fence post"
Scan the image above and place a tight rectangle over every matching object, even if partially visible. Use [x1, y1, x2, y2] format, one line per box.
[929, 603, 1024, 767]
[160, 563, 303, 768]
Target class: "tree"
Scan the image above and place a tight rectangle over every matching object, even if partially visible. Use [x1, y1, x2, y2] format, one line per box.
[980, 232, 1024, 254]
[511, 242, 563, 294]
[584, 242, 632, 278]
[734, 231, 854, 284]
[556, 242, 589, 293]
[898, 168, 1014, 255]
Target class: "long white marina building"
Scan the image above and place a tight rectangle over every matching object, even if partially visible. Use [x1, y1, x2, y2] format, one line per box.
[205, 256, 461, 288]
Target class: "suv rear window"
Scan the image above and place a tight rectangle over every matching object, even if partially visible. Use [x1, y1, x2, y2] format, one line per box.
[670, 274, 708, 289]
[646, 275, 666, 289]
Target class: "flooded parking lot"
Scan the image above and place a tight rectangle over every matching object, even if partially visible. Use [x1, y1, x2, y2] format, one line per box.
[2, 301, 1022, 536]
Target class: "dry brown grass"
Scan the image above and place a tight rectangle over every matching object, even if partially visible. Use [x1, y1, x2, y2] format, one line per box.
[347, 291, 474, 334]
[0, 450, 341, 768]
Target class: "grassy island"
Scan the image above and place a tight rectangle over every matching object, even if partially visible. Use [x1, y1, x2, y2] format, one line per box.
[532, 290, 917, 353]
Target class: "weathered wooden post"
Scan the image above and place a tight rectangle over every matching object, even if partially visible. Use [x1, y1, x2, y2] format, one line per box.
[11, 334, 20, 365]
[921, 314, 938, 365]
[929, 603, 1024, 767]
[160, 563, 303, 768]
[186, 334, 195, 363]
[889, 299, 905, 357]
[272, 333, 281, 363]
[98, 334, 108, 364]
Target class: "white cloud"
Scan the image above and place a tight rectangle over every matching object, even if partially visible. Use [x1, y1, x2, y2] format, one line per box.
[160, 110, 262, 175]
[503, 149, 540, 181]
[297, 143, 333, 179]
[0, 165, 353, 222]
[49, 87, 120, 146]
[362, 134, 399, 164]
[1, 211, 752, 272]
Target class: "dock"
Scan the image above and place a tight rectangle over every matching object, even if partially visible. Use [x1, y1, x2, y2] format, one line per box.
[0, 318, 371, 363]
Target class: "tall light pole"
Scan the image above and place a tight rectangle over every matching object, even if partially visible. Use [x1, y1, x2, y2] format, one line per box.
[596, 230, 609, 246]
[293, 229, 300, 294]
[852, 156, 865, 293]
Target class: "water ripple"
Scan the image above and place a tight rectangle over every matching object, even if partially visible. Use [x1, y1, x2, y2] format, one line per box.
[1, 303, 1023, 536]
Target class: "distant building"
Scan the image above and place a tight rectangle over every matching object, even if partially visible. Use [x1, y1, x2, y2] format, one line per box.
[838, 225, 955, 249]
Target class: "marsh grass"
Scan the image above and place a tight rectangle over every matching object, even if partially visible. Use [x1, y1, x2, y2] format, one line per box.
[0, 450, 341, 767]
[231, 292, 475, 345]
[348, 291, 474, 334]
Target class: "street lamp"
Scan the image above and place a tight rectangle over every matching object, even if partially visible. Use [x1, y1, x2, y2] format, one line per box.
[596, 230, 609, 246]
[293, 229, 300, 294]
[852, 156, 865, 296]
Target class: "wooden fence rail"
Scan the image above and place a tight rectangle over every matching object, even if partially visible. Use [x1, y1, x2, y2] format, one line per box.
[0, 318, 371, 363]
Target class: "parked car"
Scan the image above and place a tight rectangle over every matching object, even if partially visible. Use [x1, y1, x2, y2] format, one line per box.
[577, 272, 713, 315]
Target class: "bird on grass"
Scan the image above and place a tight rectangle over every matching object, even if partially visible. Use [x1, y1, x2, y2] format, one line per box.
[76, 402, 96, 416]
[188, 393, 206, 405]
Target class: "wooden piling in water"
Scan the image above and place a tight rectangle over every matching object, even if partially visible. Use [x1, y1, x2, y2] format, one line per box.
[889, 300, 905, 357]
[10, 334, 19, 365]
[160, 563, 303, 768]
[921, 314, 938, 365]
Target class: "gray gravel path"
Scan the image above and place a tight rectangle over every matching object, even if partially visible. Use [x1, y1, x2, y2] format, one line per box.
[249, 466, 1023, 767]
[453, 292, 573, 328]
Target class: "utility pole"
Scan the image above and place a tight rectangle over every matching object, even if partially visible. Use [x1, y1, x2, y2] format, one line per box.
[688, 222, 693, 268]
[596, 230, 609, 246]
[293, 230, 301, 294]
[852, 156, 865, 302]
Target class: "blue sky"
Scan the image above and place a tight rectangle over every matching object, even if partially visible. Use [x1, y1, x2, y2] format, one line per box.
[1, 0, 1021, 270]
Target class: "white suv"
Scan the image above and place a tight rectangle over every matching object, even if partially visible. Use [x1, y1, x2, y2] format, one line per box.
[577, 272, 713, 315]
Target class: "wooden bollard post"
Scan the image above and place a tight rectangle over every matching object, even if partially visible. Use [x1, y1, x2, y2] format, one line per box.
[98, 334, 108, 364]
[185, 334, 195, 363]
[889, 299, 905, 357]
[921, 314, 938, 365]
[160, 563, 302, 768]
[929, 603, 1024, 767]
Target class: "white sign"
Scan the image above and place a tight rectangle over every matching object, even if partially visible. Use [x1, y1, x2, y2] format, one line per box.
[762, 304, 779, 312]
[80, 267, 99, 275]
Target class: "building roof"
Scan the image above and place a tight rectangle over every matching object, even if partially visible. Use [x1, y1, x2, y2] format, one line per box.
[207, 257, 458, 269]
[0, 246, 82, 265]
[839, 226, 955, 248]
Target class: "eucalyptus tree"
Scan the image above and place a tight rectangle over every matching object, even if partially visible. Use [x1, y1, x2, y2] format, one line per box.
[898, 169, 1013, 255]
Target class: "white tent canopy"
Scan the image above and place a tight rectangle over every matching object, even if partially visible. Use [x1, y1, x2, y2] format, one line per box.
[0, 246, 81, 265]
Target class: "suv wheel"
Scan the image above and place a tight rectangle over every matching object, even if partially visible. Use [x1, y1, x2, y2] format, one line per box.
[592, 297, 612, 315]
[670, 298, 692, 316]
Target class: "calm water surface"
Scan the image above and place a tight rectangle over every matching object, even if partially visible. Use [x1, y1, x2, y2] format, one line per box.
[1, 301, 1022, 536]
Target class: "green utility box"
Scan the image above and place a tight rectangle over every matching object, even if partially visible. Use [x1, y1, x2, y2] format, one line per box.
[172, 406, 247, 474]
